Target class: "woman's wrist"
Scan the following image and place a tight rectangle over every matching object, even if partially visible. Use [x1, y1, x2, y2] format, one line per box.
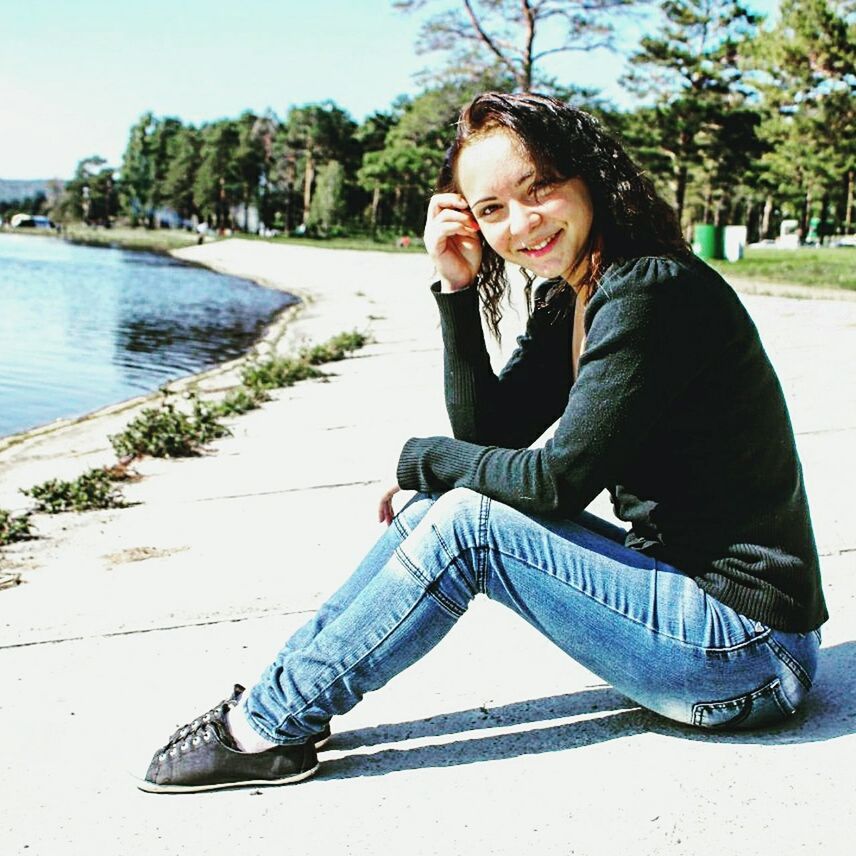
[438, 275, 475, 293]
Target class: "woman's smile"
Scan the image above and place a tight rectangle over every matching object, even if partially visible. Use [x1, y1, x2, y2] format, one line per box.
[455, 129, 594, 286]
[519, 229, 562, 257]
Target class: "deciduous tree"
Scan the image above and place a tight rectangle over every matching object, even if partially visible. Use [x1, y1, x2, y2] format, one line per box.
[394, 0, 638, 92]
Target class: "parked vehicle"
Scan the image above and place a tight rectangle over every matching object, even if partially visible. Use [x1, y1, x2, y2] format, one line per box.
[10, 213, 56, 229]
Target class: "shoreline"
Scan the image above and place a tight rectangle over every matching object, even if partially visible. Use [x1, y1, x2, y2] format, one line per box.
[0, 239, 304, 457]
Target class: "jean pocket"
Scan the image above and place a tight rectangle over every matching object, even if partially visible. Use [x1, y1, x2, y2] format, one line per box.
[691, 676, 796, 730]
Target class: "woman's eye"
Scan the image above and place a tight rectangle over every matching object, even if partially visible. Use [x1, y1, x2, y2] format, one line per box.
[530, 182, 555, 199]
[478, 204, 499, 218]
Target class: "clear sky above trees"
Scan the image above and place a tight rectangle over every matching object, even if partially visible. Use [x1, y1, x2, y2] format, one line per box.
[0, 0, 778, 179]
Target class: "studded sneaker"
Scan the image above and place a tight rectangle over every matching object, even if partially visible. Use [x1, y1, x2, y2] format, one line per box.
[138, 686, 324, 794]
[163, 683, 331, 751]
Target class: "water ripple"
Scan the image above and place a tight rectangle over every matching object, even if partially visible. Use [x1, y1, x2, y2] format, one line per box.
[0, 234, 296, 437]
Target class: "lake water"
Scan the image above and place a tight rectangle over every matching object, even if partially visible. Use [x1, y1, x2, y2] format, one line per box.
[0, 234, 297, 438]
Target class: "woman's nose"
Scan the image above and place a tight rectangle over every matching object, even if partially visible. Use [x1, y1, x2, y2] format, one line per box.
[508, 200, 539, 238]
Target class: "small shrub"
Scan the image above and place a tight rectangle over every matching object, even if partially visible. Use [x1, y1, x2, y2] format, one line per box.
[301, 330, 369, 365]
[242, 330, 369, 391]
[241, 356, 323, 392]
[210, 386, 270, 417]
[330, 329, 370, 351]
[190, 397, 232, 444]
[0, 508, 34, 546]
[23, 468, 127, 514]
[110, 395, 231, 459]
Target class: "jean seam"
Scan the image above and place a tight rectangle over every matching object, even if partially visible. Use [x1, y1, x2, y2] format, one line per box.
[691, 676, 793, 727]
[273, 587, 436, 735]
[477, 495, 491, 592]
[483, 543, 731, 650]
[393, 514, 411, 540]
[765, 634, 813, 692]
[394, 544, 465, 618]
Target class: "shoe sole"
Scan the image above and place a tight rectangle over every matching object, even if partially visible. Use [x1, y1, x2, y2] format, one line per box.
[136, 760, 320, 794]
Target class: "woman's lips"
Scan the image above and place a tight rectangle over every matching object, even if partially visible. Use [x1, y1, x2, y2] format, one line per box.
[520, 230, 561, 258]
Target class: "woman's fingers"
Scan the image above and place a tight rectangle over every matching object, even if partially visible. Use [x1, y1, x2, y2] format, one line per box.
[427, 193, 471, 216]
[424, 193, 483, 290]
[425, 195, 478, 236]
[425, 209, 479, 243]
[377, 484, 401, 526]
[430, 218, 479, 248]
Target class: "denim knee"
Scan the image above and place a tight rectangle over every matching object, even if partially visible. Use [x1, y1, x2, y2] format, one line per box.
[394, 488, 489, 615]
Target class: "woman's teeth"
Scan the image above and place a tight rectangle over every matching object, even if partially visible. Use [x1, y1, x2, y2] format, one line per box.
[523, 232, 558, 253]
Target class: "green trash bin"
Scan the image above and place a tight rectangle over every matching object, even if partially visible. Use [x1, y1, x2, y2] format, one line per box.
[692, 224, 725, 260]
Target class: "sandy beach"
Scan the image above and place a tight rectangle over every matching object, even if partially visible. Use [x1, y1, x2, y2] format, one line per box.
[1, 238, 854, 855]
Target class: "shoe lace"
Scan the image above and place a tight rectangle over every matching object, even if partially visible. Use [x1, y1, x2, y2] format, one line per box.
[158, 724, 217, 762]
[161, 683, 245, 752]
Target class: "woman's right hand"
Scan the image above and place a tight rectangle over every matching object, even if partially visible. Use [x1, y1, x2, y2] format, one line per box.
[423, 193, 482, 292]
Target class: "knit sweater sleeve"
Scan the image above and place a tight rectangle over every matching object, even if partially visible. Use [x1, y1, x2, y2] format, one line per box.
[397, 265, 664, 517]
[432, 282, 573, 448]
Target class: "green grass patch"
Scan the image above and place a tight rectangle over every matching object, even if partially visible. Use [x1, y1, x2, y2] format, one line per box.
[709, 247, 856, 290]
[209, 385, 271, 417]
[243, 232, 425, 254]
[23, 468, 127, 514]
[300, 330, 370, 365]
[241, 356, 324, 392]
[110, 396, 231, 459]
[242, 329, 370, 392]
[62, 225, 201, 254]
[0, 508, 34, 546]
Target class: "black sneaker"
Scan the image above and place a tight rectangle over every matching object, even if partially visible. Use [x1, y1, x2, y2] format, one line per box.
[164, 683, 331, 751]
[139, 718, 319, 794]
[164, 683, 244, 748]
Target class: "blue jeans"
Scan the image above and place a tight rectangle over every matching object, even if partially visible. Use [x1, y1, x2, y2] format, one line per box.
[245, 489, 820, 743]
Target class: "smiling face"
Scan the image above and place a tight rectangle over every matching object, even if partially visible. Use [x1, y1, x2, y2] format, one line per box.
[455, 129, 595, 286]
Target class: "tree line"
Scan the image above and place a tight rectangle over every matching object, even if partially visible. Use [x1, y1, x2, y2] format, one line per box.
[22, 0, 856, 244]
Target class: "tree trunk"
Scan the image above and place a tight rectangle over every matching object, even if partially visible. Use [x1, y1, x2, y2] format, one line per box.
[522, 0, 535, 91]
[761, 195, 773, 239]
[799, 188, 811, 245]
[370, 186, 380, 236]
[393, 185, 403, 230]
[818, 194, 829, 245]
[845, 170, 854, 234]
[302, 150, 315, 225]
[747, 199, 760, 244]
[675, 163, 688, 233]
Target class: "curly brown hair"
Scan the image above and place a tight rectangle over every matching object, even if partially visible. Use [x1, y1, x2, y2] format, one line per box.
[437, 92, 691, 338]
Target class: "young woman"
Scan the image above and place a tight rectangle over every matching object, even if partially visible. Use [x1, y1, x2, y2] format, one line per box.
[140, 92, 827, 793]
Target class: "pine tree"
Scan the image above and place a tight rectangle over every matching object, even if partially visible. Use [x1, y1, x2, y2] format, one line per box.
[623, 0, 761, 230]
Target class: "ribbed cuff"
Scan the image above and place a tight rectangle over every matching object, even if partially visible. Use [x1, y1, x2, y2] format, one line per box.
[396, 437, 433, 490]
[396, 435, 486, 494]
[431, 282, 486, 357]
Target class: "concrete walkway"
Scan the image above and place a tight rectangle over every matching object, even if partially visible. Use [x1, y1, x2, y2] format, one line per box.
[1, 240, 854, 855]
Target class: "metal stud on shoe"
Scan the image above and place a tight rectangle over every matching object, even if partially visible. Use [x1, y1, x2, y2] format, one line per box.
[140, 712, 320, 794]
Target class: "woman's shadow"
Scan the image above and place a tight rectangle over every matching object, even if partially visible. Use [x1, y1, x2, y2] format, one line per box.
[317, 641, 856, 781]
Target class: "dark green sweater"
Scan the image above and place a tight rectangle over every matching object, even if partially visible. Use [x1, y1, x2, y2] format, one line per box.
[396, 256, 827, 632]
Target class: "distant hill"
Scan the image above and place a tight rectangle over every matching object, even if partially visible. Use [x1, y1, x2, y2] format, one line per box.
[0, 179, 59, 202]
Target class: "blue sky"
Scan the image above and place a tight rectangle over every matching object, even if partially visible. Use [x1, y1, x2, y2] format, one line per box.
[1, 0, 778, 180]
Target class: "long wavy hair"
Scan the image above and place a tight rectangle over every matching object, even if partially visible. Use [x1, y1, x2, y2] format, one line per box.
[437, 92, 691, 338]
